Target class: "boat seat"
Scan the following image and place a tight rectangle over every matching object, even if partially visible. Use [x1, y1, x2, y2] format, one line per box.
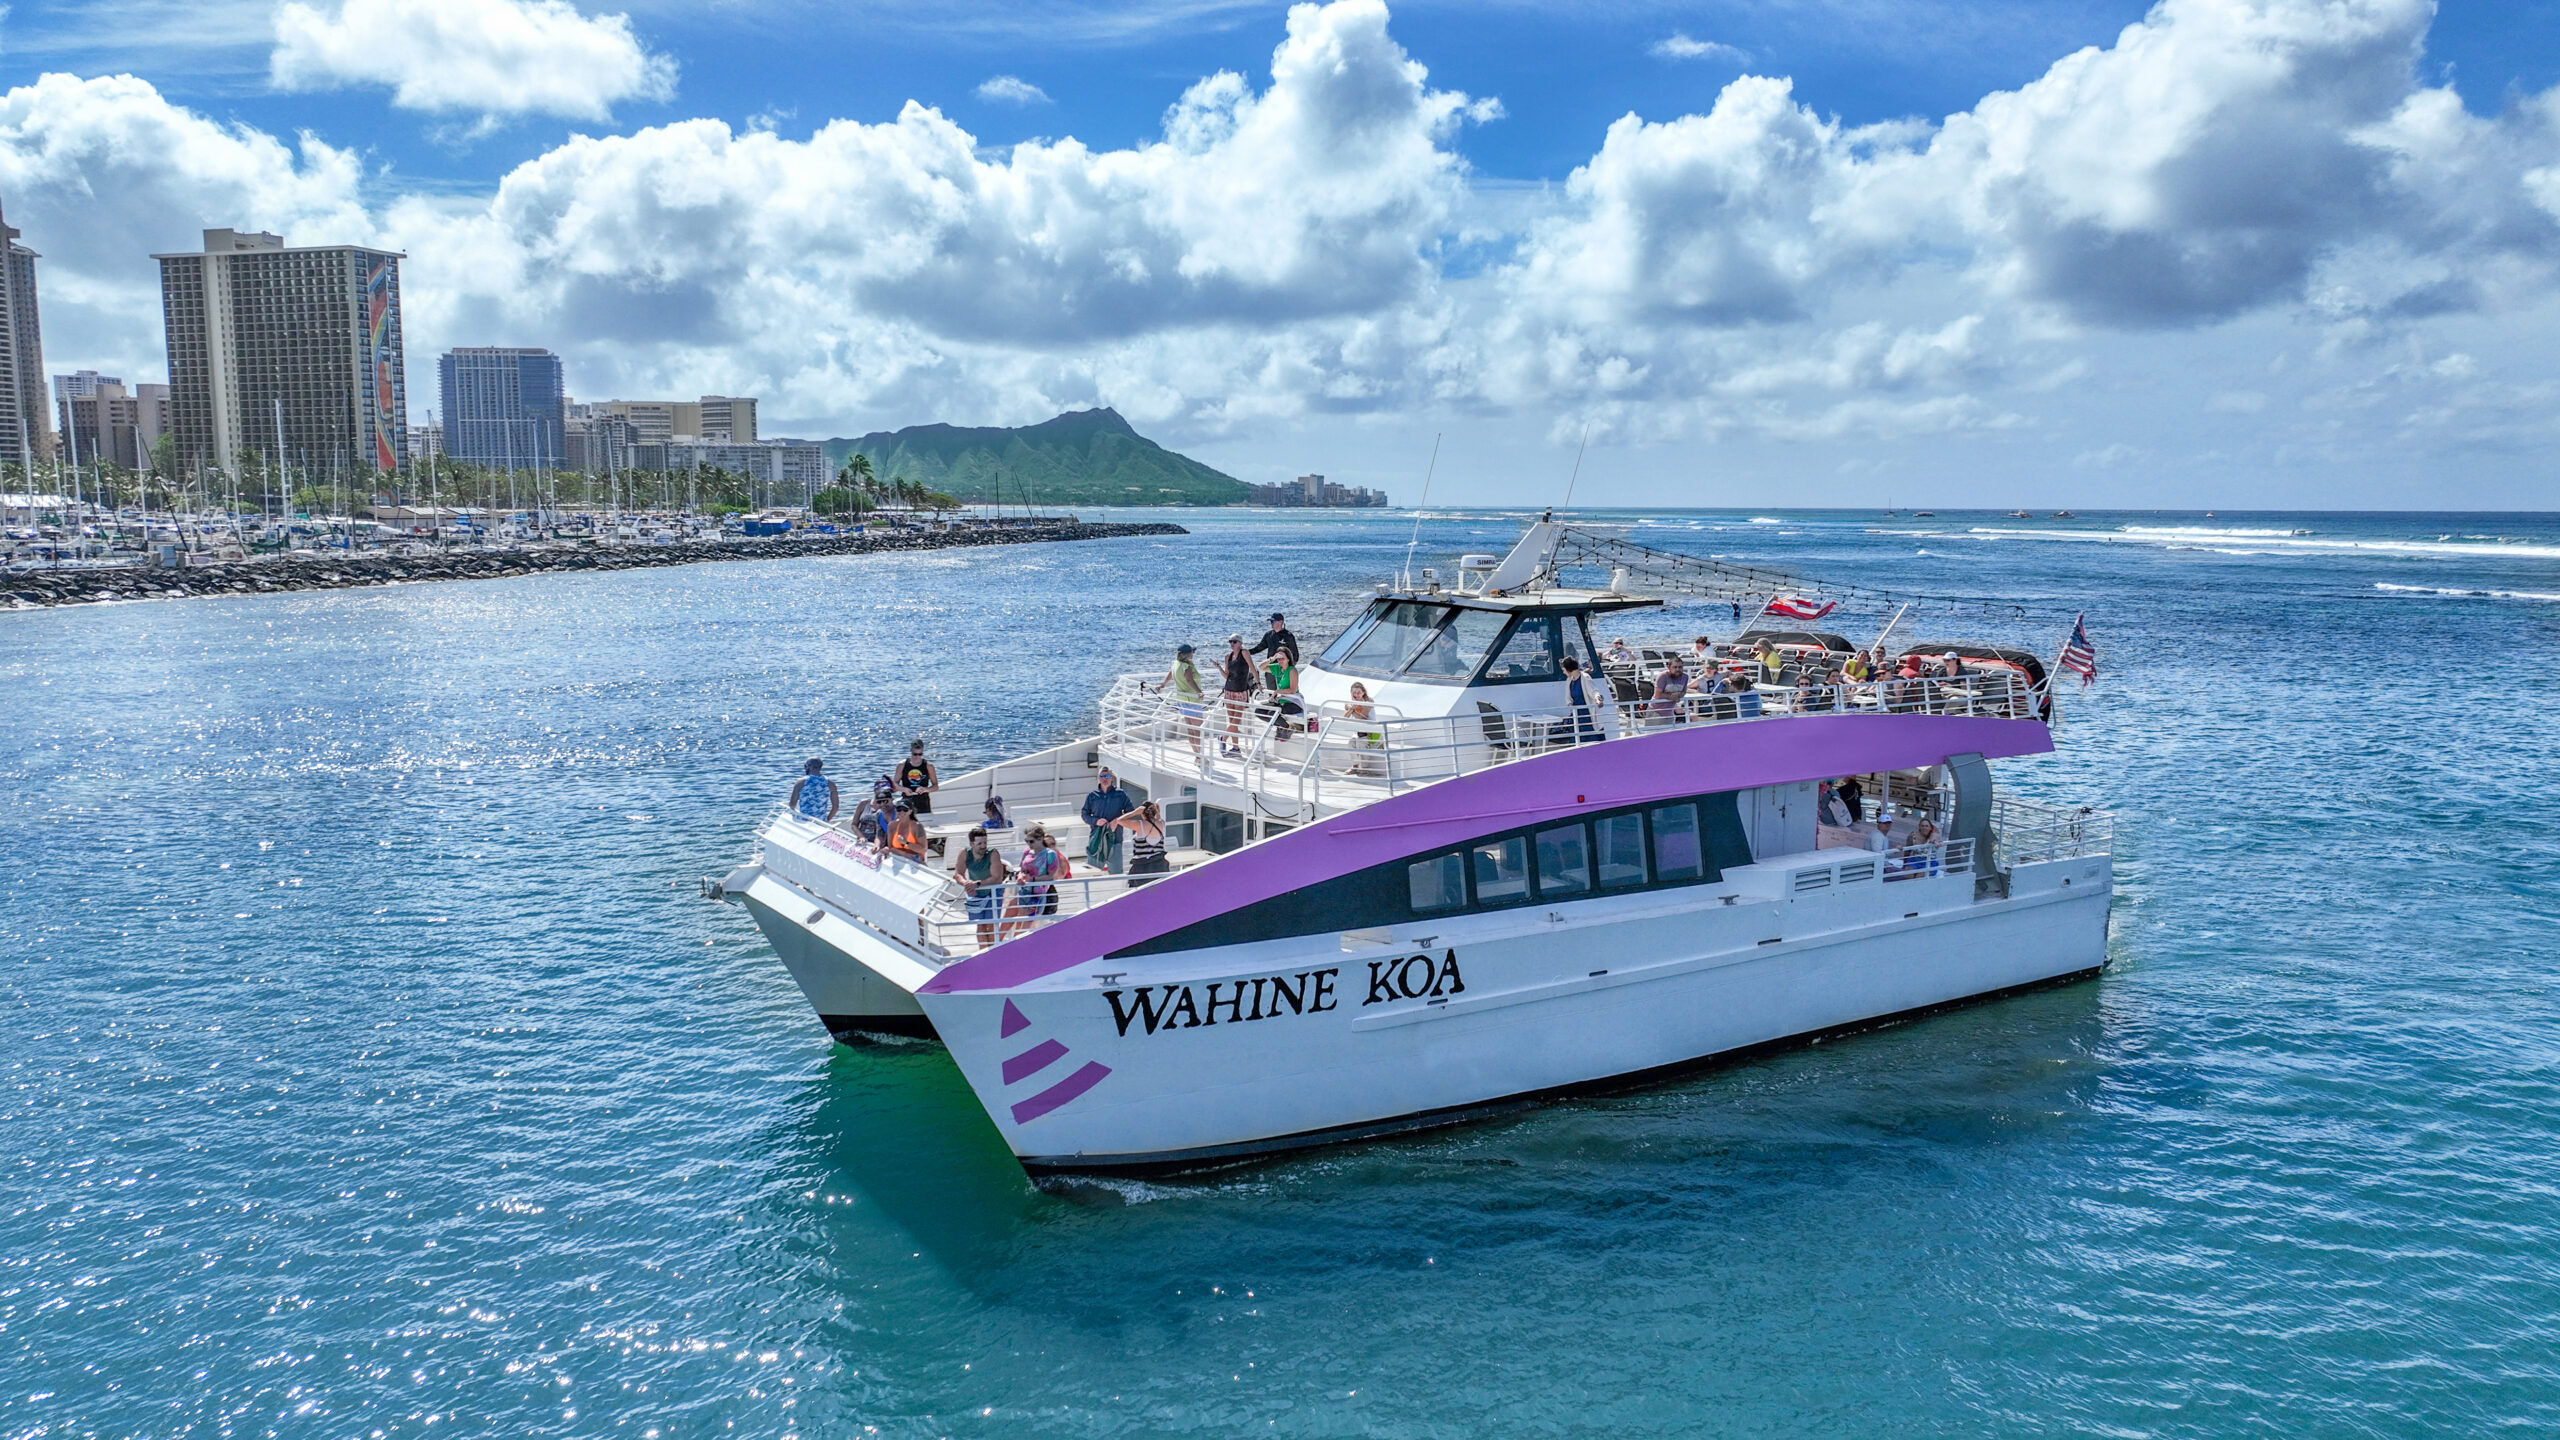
[1475, 701, 1514, 759]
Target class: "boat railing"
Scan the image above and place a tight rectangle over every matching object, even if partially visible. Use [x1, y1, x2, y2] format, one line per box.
[913, 868, 1172, 958]
[1096, 668, 2043, 820]
[1990, 796, 2112, 867]
[1783, 837, 1979, 893]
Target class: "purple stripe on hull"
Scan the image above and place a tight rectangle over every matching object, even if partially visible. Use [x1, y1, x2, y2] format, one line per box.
[1002, 1038, 1069, 1085]
[1010, 1061, 1112, 1124]
[922, 713, 2051, 995]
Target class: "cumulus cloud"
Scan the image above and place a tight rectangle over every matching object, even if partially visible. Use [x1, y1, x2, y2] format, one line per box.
[271, 0, 675, 122]
[7, 0, 2560, 485]
[1650, 34, 1749, 63]
[975, 76, 1052, 105]
[446, 0, 1486, 351]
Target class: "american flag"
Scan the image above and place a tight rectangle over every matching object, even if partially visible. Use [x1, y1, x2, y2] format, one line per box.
[2058, 614, 2098, 686]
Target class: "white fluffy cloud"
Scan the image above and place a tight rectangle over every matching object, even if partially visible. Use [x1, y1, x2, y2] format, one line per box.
[976, 76, 1052, 105]
[1650, 34, 1749, 63]
[8, 0, 2560, 498]
[271, 0, 675, 122]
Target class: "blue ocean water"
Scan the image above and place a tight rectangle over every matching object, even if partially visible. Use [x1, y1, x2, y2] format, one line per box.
[5, 508, 2557, 1438]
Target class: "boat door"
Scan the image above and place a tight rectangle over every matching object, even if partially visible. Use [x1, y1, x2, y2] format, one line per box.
[1739, 782, 1816, 861]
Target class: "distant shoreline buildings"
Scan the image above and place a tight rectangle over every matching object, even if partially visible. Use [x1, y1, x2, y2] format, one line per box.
[14, 204, 1273, 512]
[1246, 473, 1387, 507]
[55, 371, 170, 471]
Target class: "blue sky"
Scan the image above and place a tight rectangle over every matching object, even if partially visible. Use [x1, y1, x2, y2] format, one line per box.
[4, 0, 2558, 507]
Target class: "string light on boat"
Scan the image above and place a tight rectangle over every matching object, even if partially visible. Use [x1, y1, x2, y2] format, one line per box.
[1546, 527, 2053, 625]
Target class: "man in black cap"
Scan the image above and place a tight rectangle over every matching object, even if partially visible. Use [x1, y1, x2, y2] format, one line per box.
[1248, 612, 1300, 668]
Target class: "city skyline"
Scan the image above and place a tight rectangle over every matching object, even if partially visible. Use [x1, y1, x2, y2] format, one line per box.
[1, 0, 2556, 506]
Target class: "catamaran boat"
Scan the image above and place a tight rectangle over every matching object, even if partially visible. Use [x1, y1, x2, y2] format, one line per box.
[712, 520, 2116, 1172]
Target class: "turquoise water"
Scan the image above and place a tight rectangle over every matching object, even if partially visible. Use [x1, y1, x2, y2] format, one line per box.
[6, 509, 2557, 1437]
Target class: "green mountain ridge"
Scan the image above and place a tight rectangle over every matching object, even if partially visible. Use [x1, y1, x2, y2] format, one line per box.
[821, 408, 1249, 508]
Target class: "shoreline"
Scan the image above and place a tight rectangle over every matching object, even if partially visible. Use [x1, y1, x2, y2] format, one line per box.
[1, 520, 1190, 610]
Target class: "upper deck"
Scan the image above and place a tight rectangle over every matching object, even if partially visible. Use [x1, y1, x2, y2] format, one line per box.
[1095, 658, 2047, 826]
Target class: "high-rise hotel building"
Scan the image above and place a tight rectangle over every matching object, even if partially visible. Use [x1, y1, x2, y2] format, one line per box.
[0, 196, 52, 467]
[439, 347, 564, 469]
[155, 228, 408, 478]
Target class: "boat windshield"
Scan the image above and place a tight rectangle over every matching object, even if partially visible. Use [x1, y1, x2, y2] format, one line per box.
[1326, 601, 1510, 684]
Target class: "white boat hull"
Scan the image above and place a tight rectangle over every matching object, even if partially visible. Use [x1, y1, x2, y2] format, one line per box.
[921, 854, 2112, 1170]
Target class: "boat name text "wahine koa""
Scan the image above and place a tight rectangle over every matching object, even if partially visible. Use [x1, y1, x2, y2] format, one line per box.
[1102, 952, 1468, 1038]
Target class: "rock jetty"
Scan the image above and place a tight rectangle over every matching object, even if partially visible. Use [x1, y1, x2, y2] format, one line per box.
[3, 520, 1188, 610]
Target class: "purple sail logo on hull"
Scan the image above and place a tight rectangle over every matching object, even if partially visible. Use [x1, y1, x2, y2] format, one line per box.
[993, 999, 1112, 1125]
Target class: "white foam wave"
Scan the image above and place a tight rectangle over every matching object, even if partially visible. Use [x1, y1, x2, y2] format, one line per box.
[1964, 526, 2560, 561]
[1749, 516, 1783, 524]
[2374, 582, 2560, 602]
[2119, 524, 2314, 538]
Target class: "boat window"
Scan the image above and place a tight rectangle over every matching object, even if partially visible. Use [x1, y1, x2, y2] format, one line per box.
[1334, 601, 1453, 678]
[1111, 791, 1753, 959]
[1594, 813, 1647, 889]
[1407, 852, 1466, 912]
[1478, 616, 1562, 684]
[1316, 600, 1389, 670]
[1402, 608, 1509, 682]
[1534, 823, 1591, 897]
[1650, 803, 1703, 882]
[1199, 805, 1244, 855]
[1470, 836, 1531, 906]
[1563, 614, 1600, 679]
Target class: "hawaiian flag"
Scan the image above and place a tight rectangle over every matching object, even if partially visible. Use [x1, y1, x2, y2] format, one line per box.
[1762, 595, 1838, 621]
[2058, 614, 2099, 686]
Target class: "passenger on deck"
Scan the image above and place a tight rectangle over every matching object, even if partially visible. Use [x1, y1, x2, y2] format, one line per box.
[1561, 656, 1606, 744]
[1249, 612, 1300, 667]
[1606, 637, 1636, 667]
[983, 794, 1010, 831]
[1753, 638, 1786, 685]
[1149, 643, 1208, 761]
[1650, 653, 1691, 726]
[895, 740, 938, 817]
[1837, 775, 1867, 824]
[1015, 824, 1072, 918]
[1689, 635, 1717, 670]
[1725, 670, 1764, 718]
[1263, 647, 1305, 736]
[1082, 768, 1135, 872]
[885, 801, 929, 860]
[1818, 780, 1849, 827]
[1842, 649, 1873, 686]
[1112, 800, 1170, 884]
[1790, 672, 1822, 713]
[952, 827, 1012, 947]
[1345, 681, 1385, 775]
[852, 778, 894, 844]
[790, 758, 838, 821]
[1218, 635, 1257, 758]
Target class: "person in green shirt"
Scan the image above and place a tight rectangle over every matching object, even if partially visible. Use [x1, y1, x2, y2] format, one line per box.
[1151, 643, 1207, 760]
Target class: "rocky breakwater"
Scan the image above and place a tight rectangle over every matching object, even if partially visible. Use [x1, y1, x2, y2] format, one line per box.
[3, 521, 1189, 610]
